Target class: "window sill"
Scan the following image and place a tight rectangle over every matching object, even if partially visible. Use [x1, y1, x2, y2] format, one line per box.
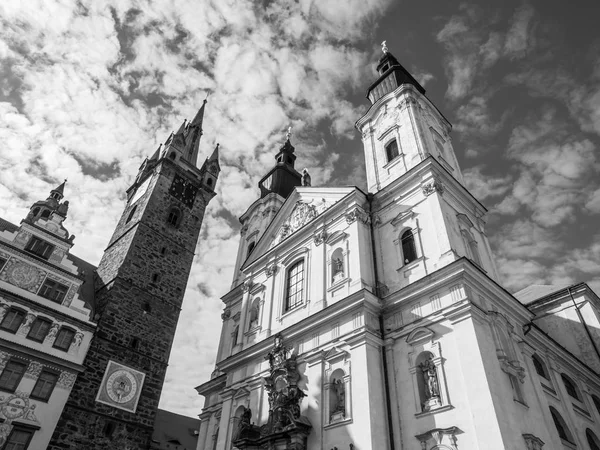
[572, 401, 591, 419]
[383, 154, 404, 171]
[415, 404, 453, 418]
[26, 336, 46, 344]
[0, 387, 17, 394]
[514, 398, 528, 409]
[541, 382, 559, 399]
[280, 302, 308, 321]
[396, 256, 423, 273]
[327, 277, 349, 292]
[0, 328, 19, 335]
[29, 395, 50, 403]
[560, 438, 577, 449]
[323, 417, 352, 430]
[244, 326, 261, 337]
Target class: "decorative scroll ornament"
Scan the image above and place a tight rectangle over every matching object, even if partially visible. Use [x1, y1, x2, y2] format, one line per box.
[241, 280, 253, 293]
[422, 179, 444, 196]
[265, 264, 279, 278]
[221, 309, 231, 321]
[345, 207, 370, 225]
[232, 335, 312, 449]
[313, 230, 327, 246]
[271, 199, 335, 248]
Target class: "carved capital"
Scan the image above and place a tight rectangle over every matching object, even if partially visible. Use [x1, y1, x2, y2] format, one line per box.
[313, 230, 327, 246]
[240, 225, 249, 236]
[265, 264, 279, 278]
[345, 207, 370, 225]
[422, 179, 444, 196]
[221, 309, 231, 321]
[241, 280, 253, 293]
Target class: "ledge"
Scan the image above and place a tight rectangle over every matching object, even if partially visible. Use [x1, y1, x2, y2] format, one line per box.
[414, 404, 453, 418]
[323, 417, 352, 430]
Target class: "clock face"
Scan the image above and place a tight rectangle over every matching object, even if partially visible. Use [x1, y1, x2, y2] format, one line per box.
[96, 360, 146, 413]
[131, 176, 152, 205]
[106, 369, 138, 404]
[169, 174, 198, 208]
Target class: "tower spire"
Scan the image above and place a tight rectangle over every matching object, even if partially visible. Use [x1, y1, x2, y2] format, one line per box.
[184, 98, 208, 166]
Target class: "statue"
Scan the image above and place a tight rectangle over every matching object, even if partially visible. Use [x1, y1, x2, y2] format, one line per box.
[234, 406, 252, 441]
[381, 40, 388, 54]
[333, 257, 343, 275]
[302, 168, 311, 187]
[420, 358, 440, 399]
[286, 126, 292, 141]
[331, 379, 346, 416]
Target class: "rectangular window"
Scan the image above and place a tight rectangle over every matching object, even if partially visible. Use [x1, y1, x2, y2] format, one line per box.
[385, 140, 400, 162]
[285, 260, 304, 312]
[26, 319, 51, 342]
[30, 370, 58, 401]
[24, 236, 54, 260]
[3, 425, 34, 450]
[0, 310, 26, 333]
[38, 279, 69, 304]
[53, 328, 75, 351]
[0, 256, 7, 270]
[0, 360, 27, 392]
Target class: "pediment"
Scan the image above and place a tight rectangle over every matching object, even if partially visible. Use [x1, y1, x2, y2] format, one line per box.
[322, 346, 350, 362]
[406, 326, 434, 345]
[390, 207, 414, 227]
[457, 213, 474, 229]
[241, 187, 357, 269]
[234, 387, 250, 399]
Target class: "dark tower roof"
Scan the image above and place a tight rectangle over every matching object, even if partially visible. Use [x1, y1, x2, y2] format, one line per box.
[366, 48, 425, 104]
[258, 134, 302, 200]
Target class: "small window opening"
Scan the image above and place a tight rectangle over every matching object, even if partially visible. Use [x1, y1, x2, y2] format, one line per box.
[207, 178, 213, 187]
[151, 273, 160, 283]
[32, 207, 40, 216]
[130, 337, 140, 349]
[169, 152, 176, 160]
[167, 208, 180, 227]
[103, 421, 117, 437]
[381, 63, 389, 72]
[401, 229, 418, 264]
[41, 209, 51, 219]
[247, 241, 256, 257]
[160, 247, 167, 255]
[143, 302, 152, 314]
[385, 140, 399, 162]
[126, 205, 137, 224]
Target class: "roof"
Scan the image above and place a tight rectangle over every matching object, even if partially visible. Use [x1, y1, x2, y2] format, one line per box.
[66, 253, 97, 314]
[513, 284, 570, 305]
[0, 218, 19, 233]
[152, 409, 200, 450]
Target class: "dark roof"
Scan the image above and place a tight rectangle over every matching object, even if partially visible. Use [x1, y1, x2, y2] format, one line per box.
[152, 409, 200, 450]
[0, 218, 19, 233]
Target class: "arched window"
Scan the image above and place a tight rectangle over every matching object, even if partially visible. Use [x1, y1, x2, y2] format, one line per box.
[167, 207, 181, 227]
[331, 248, 344, 282]
[329, 368, 346, 421]
[561, 374, 581, 400]
[126, 205, 137, 224]
[592, 394, 600, 416]
[401, 229, 418, 265]
[32, 207, 40, 216]
[248, 298, 260, 330]
[461, 229, 482, 266]
[247, 241, 256, 257]
[532, 354, 549, 380]
[550, 407, 574, 443]
[587, 429, 600, 450]
[385, 139, 399, 162]
[40, 209, 51, 219]
[285, 260, 304, 311]
[169, 152, 176, 160]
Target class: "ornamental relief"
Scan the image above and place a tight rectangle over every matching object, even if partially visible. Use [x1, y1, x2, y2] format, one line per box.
[0, 260, 46, 293]
[270, 199, 334, 248]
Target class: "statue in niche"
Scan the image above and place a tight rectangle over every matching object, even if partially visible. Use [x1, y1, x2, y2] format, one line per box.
[331, 378, 346, 416]
[233, 406, 252, 441]
[420, 358, 440, 399]
[333, 258, 343, 276]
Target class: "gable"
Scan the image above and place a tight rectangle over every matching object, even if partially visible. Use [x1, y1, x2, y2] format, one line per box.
[241, 186, 358, 270]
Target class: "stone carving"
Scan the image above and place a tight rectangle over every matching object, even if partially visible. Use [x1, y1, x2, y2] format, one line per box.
[416, 426, 459, 450]
[271, 201, 318, 248]
[0, 304, 9, 322]
[46, 323, 60, 342]
[345, 208, 370, 225]
[0, 391, 39, 424]
[420, 358, 440, 400]
[0, 352, 9, 371]
[73, 331, 84, 348]
[422, 179, 444, 196]
[57, 371, 77, 389]
[240, 225, 249, 236]
[241, 280, 253, 293]
[313, 230, 327, 246]
[24, 362, 43, 380]
[232, 335, 312, 449]
[221, 309, 231, 321]
[302, 169, 311, 187]
[13, 231, 32, 248]
[333, 258, 344, 276]
[233, 406, 254, 442]
[331, 379, 346, 418]
[265, 264, 278, 278]
[3, 262, 43, 292]
[18, 313, 36, 335]
[523, 433, 544, 450]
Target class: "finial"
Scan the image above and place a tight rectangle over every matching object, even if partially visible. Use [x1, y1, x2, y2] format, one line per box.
[381, 40, 388, 54]
[286, 126, 292, 141]
[204, 92, 210, 102]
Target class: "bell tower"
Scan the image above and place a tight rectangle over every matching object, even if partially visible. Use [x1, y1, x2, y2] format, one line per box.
[356, 42, 464, 194]
[49, 102, 219, 449]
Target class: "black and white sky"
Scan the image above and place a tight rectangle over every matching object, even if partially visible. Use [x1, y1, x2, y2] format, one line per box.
[1, 0, 599, 418]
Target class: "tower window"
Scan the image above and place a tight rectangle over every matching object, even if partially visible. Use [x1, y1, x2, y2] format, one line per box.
[160, 247, 167, 255]
[285, 260, 304, 312]
[167, 208, 181, 227]
[143, 302, 152, 314]
[151, 273, 161, 283]
[247, 241, 256, 257]
[0, 309, 26, 333]
[207, 178, 213, 187]
[103, 421, 117, 437]
[32, 207, 40, 216]
[53, 327, 75, 351]
[0, 360, 27, 392]
[30, 370, 59, 401]
[3, 425, 34, 449]
[126, 205, 137, 224]
[27, 318, 52, 342]
[41, 209, 51, 219]
[550, 407, 574, 443]
[561, 374, 581, 400]
[25, 236, 55, 260]
[130, 337, 140, 349]
[385, 140, 399, 162]
[532, 354, 549, 380]
[38, 278, 69, 304]
[401, 229, 418, 264]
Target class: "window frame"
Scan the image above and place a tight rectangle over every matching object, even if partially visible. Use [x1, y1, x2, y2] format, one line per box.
[384, 139, 400, 163]
[532, 354, 550, 380]
[53, 327, 75, 351]
[29, 369, 59, 402]
[400, 229, 418, 265]
[587, 429, 600, 450]
[0, 256, 7, 271]
[26, 318, 52, 343]
[0, 360, 27, 393]
[549, 406, 575, 444]
[284, 259, 305, 312]
[0, 309, 26, 333]
[3, 423, 35, 450]
[561, 373, 581, 401]
[38, 278, 69, 304]
[166, 207, 182, 227]
[24, 236, 55, 260]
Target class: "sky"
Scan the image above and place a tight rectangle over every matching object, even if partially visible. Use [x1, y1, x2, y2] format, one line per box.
[1, 0, 599, 418]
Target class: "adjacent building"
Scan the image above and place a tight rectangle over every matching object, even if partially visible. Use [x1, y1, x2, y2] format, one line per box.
[194, 47, 600, 450]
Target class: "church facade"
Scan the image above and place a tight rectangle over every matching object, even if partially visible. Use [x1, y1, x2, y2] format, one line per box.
[194, 49, 600, 450]
[0, 101, 219, 449]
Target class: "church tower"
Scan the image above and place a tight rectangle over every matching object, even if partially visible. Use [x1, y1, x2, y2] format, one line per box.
[49, 102, 219, 449]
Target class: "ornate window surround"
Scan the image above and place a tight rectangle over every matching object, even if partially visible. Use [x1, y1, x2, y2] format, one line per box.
[277, 248, 311, 320]
[393, 221, 424, 272]
[326, 233, 350, 292]
[406, 327, 452, 416]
